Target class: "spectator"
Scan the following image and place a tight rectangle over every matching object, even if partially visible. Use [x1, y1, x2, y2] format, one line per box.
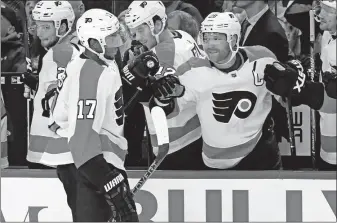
[118, 11, 132, 60]
[284, 0, 320, 55]
[167, 10, 200, 41]
[269, 0, 302, 58]
[162, 0, 203, 25]
[24, 0, 46, 73]
[68, 1, 86, 28]
[228, 0, 289, 167]
[1, 3, 26, 73]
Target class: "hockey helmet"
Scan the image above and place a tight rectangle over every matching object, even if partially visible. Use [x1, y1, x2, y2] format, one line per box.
[125, 1, 167, 38]
[76, 9, 122, 58]
[32, 1, 75, 38]
[201, 12, 241, 63]
[321, 0, 336, 9]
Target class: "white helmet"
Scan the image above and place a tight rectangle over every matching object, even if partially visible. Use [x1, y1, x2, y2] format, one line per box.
[321, 0, 336, 9]
[32, 1, 75, 38]
[201, 12, 241, 63]
[125, 1, 167, 40]
[314, 0, 336, 22]
[76, 9, 122, 59]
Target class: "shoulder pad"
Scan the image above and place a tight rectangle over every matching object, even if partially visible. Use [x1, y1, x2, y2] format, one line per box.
[154, 39, 175, 67]
[176, 57, 211, 76]
[52, 43, 74, 67]
[241, 46, 276, 62]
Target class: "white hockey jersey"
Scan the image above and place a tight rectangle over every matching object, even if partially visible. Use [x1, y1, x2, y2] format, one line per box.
[49, 55, 127, 169]
[144, 30, 206, 155]
[170, 46, 277, 169]
[27, 34, 80, 165]
[319, 31, 336, 165]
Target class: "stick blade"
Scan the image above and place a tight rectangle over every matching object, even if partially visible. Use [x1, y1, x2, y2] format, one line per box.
[150, 106, 169, 146]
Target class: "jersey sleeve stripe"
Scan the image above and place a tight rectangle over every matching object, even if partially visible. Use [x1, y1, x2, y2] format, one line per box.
[69, 60, 105, 168]
[149, 114, 200, 147]
[176, 57, 211, 76]
[52, 43, 74, 68]
[100, 134, 127, 162]
[202, 130, 262, 169]
[243, 46, 277, 62]
[320, 91, 337, 114]
[154, 38, 176, 67]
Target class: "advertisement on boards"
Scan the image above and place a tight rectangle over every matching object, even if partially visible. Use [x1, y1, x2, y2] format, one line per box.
[279, 105, 311, 156]
[1, 171, 336, 222]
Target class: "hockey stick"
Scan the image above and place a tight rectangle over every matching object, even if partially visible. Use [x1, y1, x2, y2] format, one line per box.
[309, 10, 317, 170]
[131, 106, 169, 195]
[285, 96, 296, 157]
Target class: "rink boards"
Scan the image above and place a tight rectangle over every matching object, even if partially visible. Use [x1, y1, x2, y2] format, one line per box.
[1, 170, 336, 222]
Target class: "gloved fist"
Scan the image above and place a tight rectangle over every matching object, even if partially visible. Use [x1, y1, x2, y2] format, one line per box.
[20, 72, 39, 90]
[322, 71, 337, 99]
[150, 72, 185, 103]
[264, 60, 306, 97]
[121, 50, 160, 91]
[101, 170, 139, 222]
[123, 40, 149, 66]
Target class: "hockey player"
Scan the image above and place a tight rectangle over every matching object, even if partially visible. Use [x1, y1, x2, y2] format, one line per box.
[22, 1, 80, 167]
[123, 0, 206, 169]
[49, 9, 138, 222]
[134, 12, 302, 170]
[277, 0, 336, 170]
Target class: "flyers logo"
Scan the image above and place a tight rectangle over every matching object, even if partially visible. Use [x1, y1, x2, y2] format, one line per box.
[114, 86, 124, 126]
[212, 91, 257, 123]
[56, 67, 67, 90]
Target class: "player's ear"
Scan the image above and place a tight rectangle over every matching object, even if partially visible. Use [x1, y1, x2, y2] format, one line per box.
[231, 34, 239, 50]
[89, 38, 103, 53]
[58, 20, 69, 36]
[153, 19, 163, 35]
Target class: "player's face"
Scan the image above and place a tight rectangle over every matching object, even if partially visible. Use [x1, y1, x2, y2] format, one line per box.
[129, 24, 157, 49]
[202, 33, 231, 64]
[318, 4, 337, 32]
[104, 33, 123, 60]
[35, 20, 58, 48]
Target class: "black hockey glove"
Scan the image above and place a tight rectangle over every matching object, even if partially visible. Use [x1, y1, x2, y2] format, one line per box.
[78, 155, 139, 222]
[121, 50, 160, 92]
[150, 73, 185, 103]
[41, 82, 59, 118]
[20, 72, 39, 90]
[322, 71, 337, 99]
[264, 60, 305, 97]
[102, 170, 138, 222]
[296, 54, 321, 80]
[122, 40, 149, 66]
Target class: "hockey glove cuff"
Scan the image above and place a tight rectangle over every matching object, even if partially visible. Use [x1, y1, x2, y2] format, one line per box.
[20, 72, 39, 90]
[150, 75, 185, 102]
[78, 155, 139, 222]
[322, 71, 337, 99]
[264, 60, 302, 97]
[122, 40, 149, 66]
[121, 51, 160, 92]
